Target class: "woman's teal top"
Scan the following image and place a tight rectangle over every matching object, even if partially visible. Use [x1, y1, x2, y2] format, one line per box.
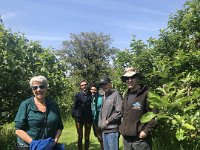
[14, 97, 63, 146]
[91, 93, 103, 124]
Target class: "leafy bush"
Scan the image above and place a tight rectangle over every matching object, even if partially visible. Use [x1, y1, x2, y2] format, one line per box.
[114, 0, 200, 149]
[0, 123, 16, 149]
[0, 22, 73, 125]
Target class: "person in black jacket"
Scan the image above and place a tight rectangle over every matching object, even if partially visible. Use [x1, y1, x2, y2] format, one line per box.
[119, 67, 157, 150]
[72, 80, 93, 150]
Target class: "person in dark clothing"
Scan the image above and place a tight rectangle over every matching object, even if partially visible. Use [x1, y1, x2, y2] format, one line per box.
[119, 67, 157, 150]
[98, 76, 122, 150]
[72, 80, 93, 150]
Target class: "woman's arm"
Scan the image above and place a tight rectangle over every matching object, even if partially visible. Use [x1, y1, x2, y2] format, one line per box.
[15, 129, 33, 144]
[54, 103, 63, 143]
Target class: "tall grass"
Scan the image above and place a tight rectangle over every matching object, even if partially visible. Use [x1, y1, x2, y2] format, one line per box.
[4, 119, 199, 150]
[59, 118, 123, 149]
[0, 123, 16, 150]
[1, 119, 123, 150]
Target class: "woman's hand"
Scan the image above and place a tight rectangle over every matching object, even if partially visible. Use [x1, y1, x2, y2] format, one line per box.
[15, 129, 33, 144]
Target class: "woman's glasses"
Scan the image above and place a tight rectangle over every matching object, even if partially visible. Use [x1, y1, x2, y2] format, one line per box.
[31, 85, 46, 90]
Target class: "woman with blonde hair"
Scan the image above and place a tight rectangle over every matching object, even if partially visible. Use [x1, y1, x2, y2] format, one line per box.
[14, 75, 64, 149]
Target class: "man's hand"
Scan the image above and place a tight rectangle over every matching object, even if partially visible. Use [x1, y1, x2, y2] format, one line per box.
[139, 131, 147, 139]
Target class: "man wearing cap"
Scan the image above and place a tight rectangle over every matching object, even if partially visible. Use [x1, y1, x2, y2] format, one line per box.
[98, 75, 122, 150]
[119, 67, 157, 150]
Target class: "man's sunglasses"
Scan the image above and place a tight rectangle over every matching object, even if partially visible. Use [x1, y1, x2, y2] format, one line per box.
[31, 85, 46, 90]
[125, 76, 137, 80]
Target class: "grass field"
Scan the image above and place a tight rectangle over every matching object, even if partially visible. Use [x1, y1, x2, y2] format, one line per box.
[59, 119, 123, 150]
[2, 120, 198, 150]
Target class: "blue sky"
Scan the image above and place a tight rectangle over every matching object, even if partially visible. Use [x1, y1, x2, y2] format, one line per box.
[0, 0, 187, 50]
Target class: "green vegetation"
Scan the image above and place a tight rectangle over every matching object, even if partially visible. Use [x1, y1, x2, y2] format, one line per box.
[0, 123, 16, 150]
[114, 1, 200, 149]
[0, 22, 73, 124]
[0, 120, 123, 150]
[0, 0, 200, 149]
[56, 32, 118, 83]
[59, 119, 123, 150]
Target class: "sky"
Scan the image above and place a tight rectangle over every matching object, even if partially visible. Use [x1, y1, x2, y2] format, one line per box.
[0, 0, 188, 50]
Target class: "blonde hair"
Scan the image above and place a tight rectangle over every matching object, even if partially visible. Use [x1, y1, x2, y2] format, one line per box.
[29, 75, 48, 87]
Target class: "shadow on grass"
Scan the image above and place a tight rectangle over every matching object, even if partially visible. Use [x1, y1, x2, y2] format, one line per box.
[64, 141, 101, 150]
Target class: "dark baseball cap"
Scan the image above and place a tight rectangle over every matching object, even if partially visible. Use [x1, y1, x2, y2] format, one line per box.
[99, 76, 111, 85]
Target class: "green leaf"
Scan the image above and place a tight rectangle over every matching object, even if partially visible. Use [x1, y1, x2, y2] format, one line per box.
[148, 92, 163, 108]
[140, 112, 157, 123]
[183, 104, 197, 113]
[172, 119, 178, 125]
[161, 95, 169, 106]
[156, 114, 171, 120]
[149, 92, 161, 101]
[176, 128, 186, 141]
[182, 123, 195, 130]
[173, 115, 184, 124]
[175, 89, 186, 99]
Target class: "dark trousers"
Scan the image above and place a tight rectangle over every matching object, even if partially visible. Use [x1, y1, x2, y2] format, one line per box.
[75, 121, 92, 150]
[123, 136, 152, 150]
[93, 124, 103, 150]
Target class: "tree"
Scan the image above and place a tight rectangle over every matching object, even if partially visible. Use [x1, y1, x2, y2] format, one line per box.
[114, 0, 200, 149]
[57, 32, 118, 84]
[0, 22, 71, 125]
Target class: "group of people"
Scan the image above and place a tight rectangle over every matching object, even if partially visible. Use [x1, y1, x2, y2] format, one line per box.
[14, 67, 157, 150]
[71, 67, 157, 150]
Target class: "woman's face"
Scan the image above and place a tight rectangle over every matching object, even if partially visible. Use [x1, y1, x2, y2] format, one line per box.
[90, 86, 97, 95]
[31, 81, 47, 100]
